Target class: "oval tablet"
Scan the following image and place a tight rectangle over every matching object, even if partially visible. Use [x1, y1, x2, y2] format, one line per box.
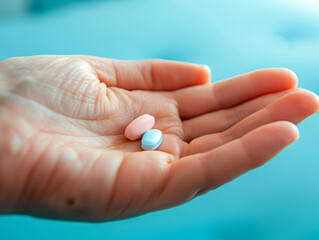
[141, 129, 162, 150]
[124, 114, 155, 140]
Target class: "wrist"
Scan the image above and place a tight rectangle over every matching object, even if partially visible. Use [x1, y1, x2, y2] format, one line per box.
[0, 109, 20, 215]
[0, 151, 18, 214]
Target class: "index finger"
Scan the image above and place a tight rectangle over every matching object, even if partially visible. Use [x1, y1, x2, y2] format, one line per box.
[173, 68, 298, 119]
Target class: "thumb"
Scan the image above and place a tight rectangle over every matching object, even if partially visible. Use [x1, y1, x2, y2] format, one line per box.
[80, 55, 211, 91]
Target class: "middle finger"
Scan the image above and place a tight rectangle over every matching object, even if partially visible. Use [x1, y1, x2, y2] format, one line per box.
[182, 89, 297, 142]
[186, 89, 319, 155]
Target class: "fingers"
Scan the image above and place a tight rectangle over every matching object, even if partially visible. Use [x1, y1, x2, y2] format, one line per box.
[182, 88, 297, 142]
[80, 56, 211, 90]
[187, 89, 319, 155]
[173, 68, 298, 119]
[156, 121, 299, 206]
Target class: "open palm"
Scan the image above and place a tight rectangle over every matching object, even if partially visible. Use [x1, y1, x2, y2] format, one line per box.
[0, 55, 318, 222]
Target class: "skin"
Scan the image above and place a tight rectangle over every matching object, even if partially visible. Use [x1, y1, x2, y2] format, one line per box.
[0, 55, 318, 222]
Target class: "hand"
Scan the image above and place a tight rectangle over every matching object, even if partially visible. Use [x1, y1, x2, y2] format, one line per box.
[0, 55, 317, 222]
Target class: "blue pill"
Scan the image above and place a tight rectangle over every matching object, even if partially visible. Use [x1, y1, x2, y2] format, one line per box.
[141, 129, 162, 150]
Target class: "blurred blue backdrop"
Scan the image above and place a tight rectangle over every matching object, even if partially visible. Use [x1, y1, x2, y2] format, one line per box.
[0, 0, 319, 239]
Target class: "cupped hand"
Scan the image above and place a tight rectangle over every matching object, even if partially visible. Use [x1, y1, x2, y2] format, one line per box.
[0, 55, 318, 222]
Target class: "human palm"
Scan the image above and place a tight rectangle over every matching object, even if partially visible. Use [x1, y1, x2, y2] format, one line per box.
[0, 55, 318, 222]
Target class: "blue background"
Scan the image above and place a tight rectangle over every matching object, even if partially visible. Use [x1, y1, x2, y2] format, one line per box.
[0, 0, 319, 239]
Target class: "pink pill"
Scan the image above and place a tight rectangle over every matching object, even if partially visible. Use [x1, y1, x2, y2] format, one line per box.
[124, 114, 155, 140]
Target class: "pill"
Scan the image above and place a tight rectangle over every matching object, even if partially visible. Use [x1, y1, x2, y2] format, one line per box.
[141, 129, 162, 150]
[124, 114, 155, 140]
